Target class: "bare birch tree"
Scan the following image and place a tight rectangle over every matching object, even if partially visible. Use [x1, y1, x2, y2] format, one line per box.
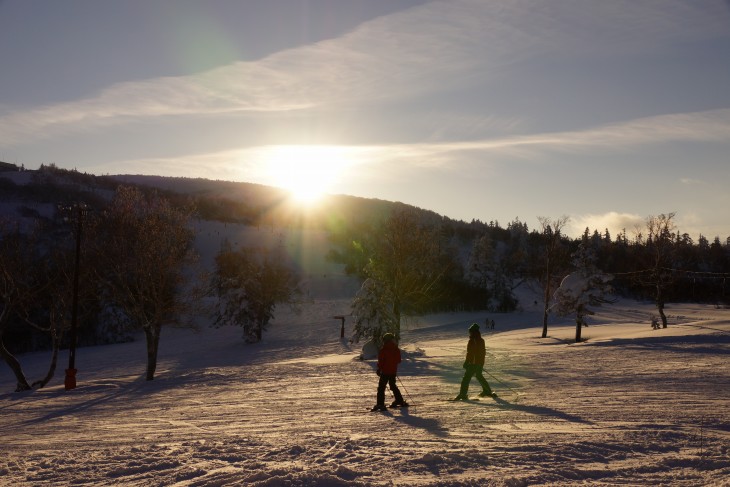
[640, 213, 677, 328]
[537, 215, 570, 339]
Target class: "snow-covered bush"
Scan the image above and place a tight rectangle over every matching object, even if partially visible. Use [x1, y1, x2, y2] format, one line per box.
[350, 278, 396, 346]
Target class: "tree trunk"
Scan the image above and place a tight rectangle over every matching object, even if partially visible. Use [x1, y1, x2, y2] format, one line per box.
[0, 337, 31, 391]
[542, 261, 551, 338]
[32, 331, 61, 389]
[144, 325, 161, 381]
[658, 303, 668, 328]
[575, 315, 583, 343]
[656, 286, 668, 328]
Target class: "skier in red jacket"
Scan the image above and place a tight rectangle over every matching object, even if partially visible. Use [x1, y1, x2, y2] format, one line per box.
[371, 333, 408, 411]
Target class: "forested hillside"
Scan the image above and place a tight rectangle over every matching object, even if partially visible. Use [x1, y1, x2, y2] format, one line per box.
[1, 164, 729, 390]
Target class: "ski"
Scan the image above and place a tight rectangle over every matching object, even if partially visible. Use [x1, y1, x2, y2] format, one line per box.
[368, 404, 409, 412]
[447, 393, 497, 401]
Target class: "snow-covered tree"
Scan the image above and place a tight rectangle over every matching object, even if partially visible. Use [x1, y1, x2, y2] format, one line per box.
[553, 244, 614, 342]
[350, 208, 451, 343]
[212, 240, 300, 343]
[351, 278, 395, 345]
[90, 186, 197, 381]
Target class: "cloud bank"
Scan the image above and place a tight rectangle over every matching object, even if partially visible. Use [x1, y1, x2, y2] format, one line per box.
[569, 212, 645, 239]
[1, 0, 727, 148]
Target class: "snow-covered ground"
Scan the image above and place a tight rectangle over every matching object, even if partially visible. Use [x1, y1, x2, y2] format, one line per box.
[2, 297, 729, 486]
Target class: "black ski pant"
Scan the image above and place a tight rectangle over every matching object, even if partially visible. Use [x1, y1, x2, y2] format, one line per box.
[377, 373, 404, 406]
[459, 364, 492, 396]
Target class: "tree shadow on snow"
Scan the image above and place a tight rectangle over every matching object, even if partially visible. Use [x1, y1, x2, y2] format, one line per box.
[12, 374, 178, 426]
[586, 332, 730, 355]
[492, 396, 594, 425]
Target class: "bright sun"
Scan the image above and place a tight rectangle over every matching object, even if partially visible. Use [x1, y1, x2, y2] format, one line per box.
[263, 145, 348, 204]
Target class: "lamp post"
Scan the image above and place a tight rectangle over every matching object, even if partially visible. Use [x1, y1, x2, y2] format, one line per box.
[64, 205, 85, 390]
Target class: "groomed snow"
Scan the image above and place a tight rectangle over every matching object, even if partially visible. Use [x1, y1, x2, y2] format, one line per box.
[2, 296, 729, 486]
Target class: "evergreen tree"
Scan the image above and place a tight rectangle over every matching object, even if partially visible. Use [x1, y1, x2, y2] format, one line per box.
[466, 235, 519, 312]
[211, 240, 300, 343]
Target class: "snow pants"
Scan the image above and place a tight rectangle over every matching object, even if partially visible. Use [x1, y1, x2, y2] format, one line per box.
[459, 365, 492, 396]
[377, 374, 404, 406]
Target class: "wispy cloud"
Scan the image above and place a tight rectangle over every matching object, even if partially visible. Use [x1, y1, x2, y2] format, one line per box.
[98, 107, 730, 185]
[464, 109, 730, 156]
[1, 0, 727, 148]
[352, 108, 730, 166]
[680, 178, 706, 186]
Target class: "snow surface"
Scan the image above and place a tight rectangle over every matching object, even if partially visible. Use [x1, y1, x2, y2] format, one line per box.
[2, 295, 729, 486]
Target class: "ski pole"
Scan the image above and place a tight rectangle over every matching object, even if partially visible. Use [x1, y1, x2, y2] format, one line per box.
[397, 376, 414, 407]
[484, 370, 520, 396]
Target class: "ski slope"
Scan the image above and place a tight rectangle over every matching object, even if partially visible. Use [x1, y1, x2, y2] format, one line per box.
[1, 298, 729, 486]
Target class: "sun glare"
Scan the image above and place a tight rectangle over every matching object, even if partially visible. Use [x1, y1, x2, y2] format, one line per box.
[263, 145, 350, 204]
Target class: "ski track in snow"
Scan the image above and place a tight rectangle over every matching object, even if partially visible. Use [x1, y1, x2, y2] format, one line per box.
[1, 299, 729, 486]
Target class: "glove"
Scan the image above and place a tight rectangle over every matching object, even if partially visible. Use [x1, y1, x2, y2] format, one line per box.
[376, 368, 381, 376]
[463, 360, 468, 369]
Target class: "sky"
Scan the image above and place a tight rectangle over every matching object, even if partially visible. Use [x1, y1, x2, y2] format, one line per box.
[1, 0, 729, 240]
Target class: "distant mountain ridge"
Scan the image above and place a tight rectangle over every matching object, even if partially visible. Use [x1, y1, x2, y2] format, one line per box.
[108, 173, 445, 229]
[0, 161, 21, 172]
[0, 166, 462, 232]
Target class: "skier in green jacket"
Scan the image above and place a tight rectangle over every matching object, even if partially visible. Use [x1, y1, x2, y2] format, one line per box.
[453, 323, 495, 400]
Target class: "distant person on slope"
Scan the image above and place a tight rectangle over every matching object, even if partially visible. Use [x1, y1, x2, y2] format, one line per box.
[371, 333, 408, 411]
[453, 323, 495, 400]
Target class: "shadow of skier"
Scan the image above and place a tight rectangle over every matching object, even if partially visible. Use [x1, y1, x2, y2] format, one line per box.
[391, 407, 449, 437]
[493, 396, 594, 425]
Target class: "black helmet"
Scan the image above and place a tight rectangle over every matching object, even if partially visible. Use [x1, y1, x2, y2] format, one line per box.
[382, 333, 395, 342]
[468, 323, 480, 333]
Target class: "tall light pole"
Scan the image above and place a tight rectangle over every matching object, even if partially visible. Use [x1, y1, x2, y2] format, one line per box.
[64, 205, 85, 390]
